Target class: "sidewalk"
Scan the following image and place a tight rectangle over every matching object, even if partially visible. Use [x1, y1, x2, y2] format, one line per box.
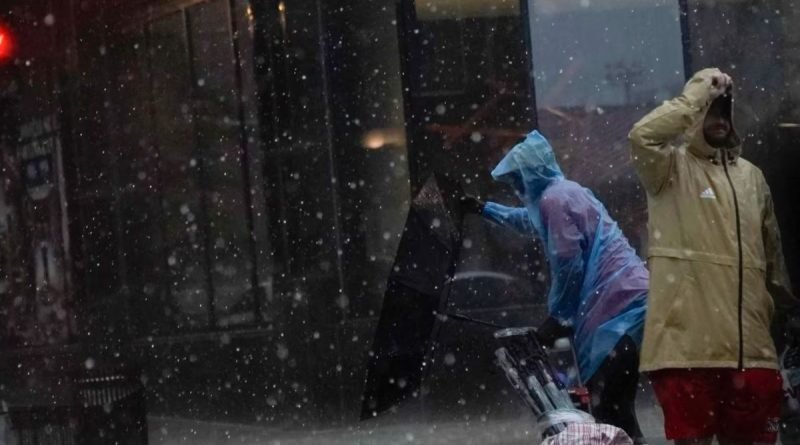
[149, 415, 547, 445]
[149, 396, 670, 445]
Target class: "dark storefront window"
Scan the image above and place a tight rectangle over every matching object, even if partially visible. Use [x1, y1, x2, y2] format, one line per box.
[148, 13, 209, 331]
[151, 12, 210, 330]
[80, 0, 269, 334]
[188, 0, 256, 327]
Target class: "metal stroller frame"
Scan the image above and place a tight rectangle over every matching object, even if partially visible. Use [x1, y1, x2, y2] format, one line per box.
[493, 327, 594, 439]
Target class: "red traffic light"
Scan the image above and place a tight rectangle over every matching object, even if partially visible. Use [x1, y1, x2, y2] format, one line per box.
[0, 23, 15, 63]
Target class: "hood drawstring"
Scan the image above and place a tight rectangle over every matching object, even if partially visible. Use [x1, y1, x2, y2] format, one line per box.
[709, 147, 738, 166]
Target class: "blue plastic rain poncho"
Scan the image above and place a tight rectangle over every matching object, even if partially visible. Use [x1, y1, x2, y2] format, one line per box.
[482, 130, 648, 382]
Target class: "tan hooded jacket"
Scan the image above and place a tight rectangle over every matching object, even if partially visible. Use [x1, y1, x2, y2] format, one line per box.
[629, 68, 796, 371]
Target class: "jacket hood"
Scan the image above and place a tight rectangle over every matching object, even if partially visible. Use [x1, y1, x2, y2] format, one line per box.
[685, 69, 742, 163]
[491, 130, 564, 201]
[490, 130, 564, 236]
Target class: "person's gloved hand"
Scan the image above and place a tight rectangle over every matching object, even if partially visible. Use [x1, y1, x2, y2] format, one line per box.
[459, 193, 485, 215]
[536, 316, 573, 348]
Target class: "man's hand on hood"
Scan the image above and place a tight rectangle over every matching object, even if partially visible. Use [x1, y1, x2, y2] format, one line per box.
[683, 68, 733, 109]
[707, 70, 733, 99]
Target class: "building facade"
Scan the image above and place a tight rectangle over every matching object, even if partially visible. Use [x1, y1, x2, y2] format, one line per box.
[0, 0, 797, 437]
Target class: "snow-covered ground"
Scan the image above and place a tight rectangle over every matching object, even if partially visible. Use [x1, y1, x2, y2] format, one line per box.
[149, 415, 666, 445]
[149, 385, 670, 445]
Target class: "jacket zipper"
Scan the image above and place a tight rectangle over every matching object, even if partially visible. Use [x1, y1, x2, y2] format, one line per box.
[721, 149, 744, 370]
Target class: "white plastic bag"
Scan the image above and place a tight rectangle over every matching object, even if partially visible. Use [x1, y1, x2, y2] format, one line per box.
[541, 423, 634, 445]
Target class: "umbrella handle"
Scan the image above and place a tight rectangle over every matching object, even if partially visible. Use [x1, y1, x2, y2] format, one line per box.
[440, 311, 507, 329]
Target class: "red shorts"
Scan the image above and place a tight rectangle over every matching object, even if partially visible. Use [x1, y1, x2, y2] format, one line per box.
[649, 368, 783, 443]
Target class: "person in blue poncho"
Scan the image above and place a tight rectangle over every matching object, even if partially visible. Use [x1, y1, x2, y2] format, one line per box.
[461, 130, 649, 444]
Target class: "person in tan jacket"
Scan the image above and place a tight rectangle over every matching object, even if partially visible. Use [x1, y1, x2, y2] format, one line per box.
[629, 68, 800, 445]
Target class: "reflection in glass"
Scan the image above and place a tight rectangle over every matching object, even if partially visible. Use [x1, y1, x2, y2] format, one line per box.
[151, 12, 210, 328]
[189, 0, 255, 327]
[527, 0, 685, 251]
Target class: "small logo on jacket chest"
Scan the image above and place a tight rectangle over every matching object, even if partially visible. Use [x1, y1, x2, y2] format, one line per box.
[700, 187, 717, 200]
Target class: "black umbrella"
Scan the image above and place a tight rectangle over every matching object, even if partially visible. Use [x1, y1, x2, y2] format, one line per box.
[360, 173, 467, 419]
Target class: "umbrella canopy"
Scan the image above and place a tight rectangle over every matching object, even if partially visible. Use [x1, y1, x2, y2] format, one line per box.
[360, 173, 465, 419]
